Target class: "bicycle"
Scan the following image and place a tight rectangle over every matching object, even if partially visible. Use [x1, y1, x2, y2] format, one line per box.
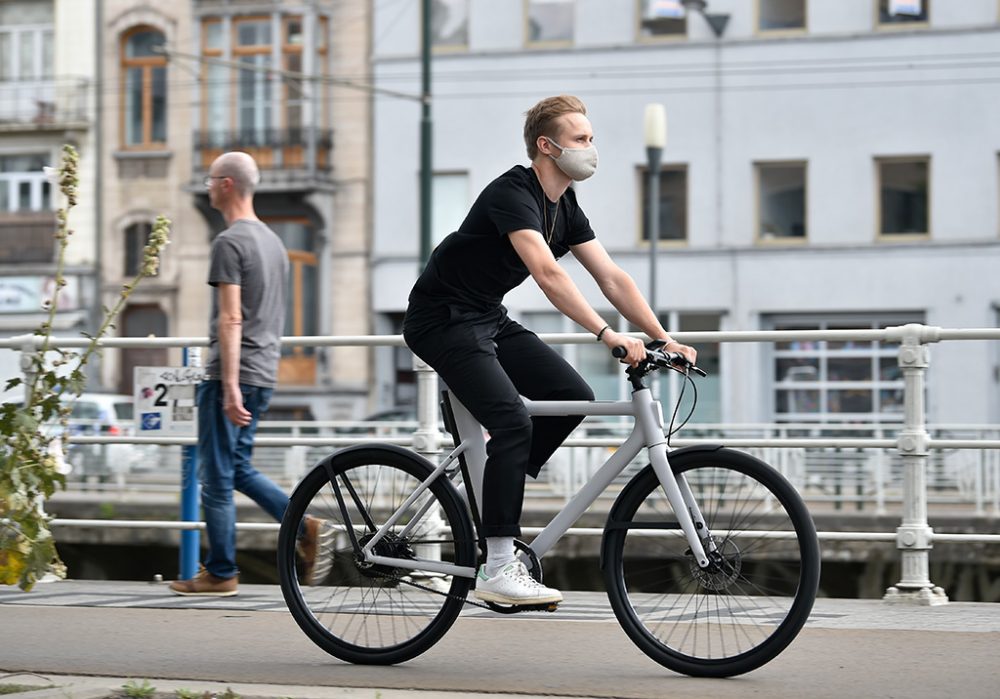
[277, 340, 821, 678]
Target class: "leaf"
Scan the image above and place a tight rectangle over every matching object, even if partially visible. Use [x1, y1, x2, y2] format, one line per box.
[4, 377, 21, 392]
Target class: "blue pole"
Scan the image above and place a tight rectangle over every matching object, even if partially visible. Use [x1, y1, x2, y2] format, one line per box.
[180, 347, 200, 579]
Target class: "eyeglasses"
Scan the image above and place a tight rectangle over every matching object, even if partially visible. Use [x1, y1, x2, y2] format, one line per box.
[204, 175, 230, 187]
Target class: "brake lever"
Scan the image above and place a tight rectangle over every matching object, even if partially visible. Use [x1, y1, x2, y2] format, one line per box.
[661, 351, 707, 377]
[611, 346, 708, 377]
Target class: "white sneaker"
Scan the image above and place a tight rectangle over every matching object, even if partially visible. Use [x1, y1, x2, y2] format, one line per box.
[474, 561, 562, 605]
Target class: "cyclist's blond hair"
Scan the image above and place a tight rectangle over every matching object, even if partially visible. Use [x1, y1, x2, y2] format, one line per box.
[523, 95, 588, 160]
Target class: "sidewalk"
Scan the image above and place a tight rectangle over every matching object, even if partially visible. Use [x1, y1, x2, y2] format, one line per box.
[2, 580, 999, 699]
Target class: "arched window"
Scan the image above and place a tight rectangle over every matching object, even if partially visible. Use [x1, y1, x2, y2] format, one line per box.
[121, 27, 167, 148]
[124, 221, 153, 276]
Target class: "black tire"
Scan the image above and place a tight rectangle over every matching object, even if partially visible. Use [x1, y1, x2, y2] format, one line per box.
[602, 448, 820, 677]
[278, 445, 477, 665]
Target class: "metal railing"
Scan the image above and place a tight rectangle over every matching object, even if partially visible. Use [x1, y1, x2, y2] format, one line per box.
[4, 323, 1000, 604]
[0, 78, 90, 125]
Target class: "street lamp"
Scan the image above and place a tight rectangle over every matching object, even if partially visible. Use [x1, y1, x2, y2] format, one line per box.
[681, 0, 730, 37]
[644, 103, 666, 318]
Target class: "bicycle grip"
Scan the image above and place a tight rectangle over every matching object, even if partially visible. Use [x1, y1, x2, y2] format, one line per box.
[612, 346, 627, 359]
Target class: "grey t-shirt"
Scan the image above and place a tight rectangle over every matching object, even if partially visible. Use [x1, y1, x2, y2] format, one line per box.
[204, 219, 289, 388]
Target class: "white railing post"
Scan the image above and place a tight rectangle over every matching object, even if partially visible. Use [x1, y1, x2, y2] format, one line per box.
[411, 353, 440, 458]
[884, 324, 948, 605]
[410, 352, 448, 589]
[18, 334, 39, 404]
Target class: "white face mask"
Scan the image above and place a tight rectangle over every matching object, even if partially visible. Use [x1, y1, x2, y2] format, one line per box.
[544, 136, 599, 181]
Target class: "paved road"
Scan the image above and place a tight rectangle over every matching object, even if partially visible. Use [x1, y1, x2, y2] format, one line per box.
[2, 581, 999, 699]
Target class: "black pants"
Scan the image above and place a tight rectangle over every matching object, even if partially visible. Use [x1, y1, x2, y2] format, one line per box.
[403, 305, 594, 537]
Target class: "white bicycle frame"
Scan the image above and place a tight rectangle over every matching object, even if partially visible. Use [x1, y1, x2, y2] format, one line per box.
[359, 386, 715, 578]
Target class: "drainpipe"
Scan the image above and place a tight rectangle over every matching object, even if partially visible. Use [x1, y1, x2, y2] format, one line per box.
[93, 0, 105, 389]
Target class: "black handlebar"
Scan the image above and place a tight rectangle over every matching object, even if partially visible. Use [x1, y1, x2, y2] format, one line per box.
[612, 344, 708, 377]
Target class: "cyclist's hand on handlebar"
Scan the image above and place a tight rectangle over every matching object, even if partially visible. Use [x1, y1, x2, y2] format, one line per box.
[663, 339, 698, 367]
[603, 330, 646, 366]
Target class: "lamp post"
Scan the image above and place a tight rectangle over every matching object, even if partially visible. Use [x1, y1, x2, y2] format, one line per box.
[644, 104, 666, 318]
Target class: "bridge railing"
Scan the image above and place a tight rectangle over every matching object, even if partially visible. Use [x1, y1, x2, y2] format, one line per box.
[4, 323, 1000, 604]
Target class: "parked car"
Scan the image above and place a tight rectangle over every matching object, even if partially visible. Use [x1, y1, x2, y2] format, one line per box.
[63, 393, 153, 478]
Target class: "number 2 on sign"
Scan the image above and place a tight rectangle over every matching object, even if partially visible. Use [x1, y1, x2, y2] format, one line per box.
[153, 383, 169, 407]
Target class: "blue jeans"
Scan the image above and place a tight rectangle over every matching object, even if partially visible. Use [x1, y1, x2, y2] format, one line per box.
[197, 380, 288, 579]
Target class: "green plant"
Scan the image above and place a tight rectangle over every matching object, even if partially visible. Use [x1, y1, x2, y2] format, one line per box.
[218, 689, 240, 699]
[121, 680, 156, 699]
[0, 145, 170, 591]
[173, 690, 198, 699]
[0, 685, 52, 695]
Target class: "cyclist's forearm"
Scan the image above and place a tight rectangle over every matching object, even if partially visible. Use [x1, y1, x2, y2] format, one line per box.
[599, 272, 669, 340]
[535, 267, 609, 336]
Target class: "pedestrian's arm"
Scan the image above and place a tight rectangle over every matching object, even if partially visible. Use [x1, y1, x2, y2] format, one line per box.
[508, 230, 646, 365]
[571, 239, 696, 364]
[217, 282, 252, 426]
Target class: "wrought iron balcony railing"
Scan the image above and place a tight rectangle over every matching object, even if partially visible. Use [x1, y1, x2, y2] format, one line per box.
[0, 79, 90, 127]
[192, 128, 333, 174]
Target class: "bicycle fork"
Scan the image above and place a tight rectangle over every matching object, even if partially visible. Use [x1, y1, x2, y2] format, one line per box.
[635, 388, 716, 569]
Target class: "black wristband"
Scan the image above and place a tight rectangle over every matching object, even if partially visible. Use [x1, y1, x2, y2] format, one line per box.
[596, 325, 610, 341]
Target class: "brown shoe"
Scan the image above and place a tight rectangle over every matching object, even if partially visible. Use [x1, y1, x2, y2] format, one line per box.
[298, 515, 335, 585]
[169, 567, 238, 597]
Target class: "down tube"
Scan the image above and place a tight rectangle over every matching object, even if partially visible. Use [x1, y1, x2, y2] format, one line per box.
[527, 429, 646, 560]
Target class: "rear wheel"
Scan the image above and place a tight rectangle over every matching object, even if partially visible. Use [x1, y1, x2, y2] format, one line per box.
[602, 448, 820, 677]
[278, 446, 477, 665]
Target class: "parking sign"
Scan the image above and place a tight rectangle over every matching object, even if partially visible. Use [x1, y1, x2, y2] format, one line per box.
[133, 366, 205, 435]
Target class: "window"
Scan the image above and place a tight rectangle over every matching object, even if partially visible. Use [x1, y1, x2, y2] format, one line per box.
[639, 165, 687, 243]
[200, 14, 329, 169]
[269, 218, 318, 385]
[878, 157, 929, 237]
[0, 1, 54, 123]
[432, 172, 468, 247]
[527, 0, 574, 46]
[234, 18, 272, 143]
[638, 0, 686, 39]
[878, 0, 928, 25]
[431, 0, 468, 49]
[757, 162, 807, 241]
[124, 222, 153, 277]
[672, 313, 722, 423]
[0, 1, 54, 80]
[769, 315, 921, 422]
[121, 27, 167, 148]
[0, 154, 50, 212]
[758, 0, 806, 32]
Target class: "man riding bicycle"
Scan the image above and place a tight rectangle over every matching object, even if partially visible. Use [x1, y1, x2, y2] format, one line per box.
[402, 94, 696, 606]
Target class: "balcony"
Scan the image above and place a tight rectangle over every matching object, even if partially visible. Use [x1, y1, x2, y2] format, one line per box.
[193, 128, 333, 189]
[0, 79, 89, 130]
[0, 212, 57, 264]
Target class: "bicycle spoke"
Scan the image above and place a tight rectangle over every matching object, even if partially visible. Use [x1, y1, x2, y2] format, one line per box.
[605, 450, 819, 677]
[278, 448, 476, 665]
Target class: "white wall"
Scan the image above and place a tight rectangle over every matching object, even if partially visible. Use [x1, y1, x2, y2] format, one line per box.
[371, 1, 1000, 423]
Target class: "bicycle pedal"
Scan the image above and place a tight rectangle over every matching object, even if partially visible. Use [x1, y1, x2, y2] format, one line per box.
[523, 601, 560, 613]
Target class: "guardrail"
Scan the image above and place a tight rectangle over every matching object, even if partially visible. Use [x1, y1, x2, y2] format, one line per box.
[4, 323, 1000, 605]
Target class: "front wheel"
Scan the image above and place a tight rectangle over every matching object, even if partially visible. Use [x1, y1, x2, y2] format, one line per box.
[277, 445, 478, 665]
[602, 447, 820, 677]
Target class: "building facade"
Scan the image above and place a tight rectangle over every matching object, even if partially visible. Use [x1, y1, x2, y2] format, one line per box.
[370, 0, 1000, 426]
[97, 0, 372, 420]
[0, 0, 97, 397]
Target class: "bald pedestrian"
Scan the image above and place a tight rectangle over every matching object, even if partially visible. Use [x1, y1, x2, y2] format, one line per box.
[170, 152, 329, 596]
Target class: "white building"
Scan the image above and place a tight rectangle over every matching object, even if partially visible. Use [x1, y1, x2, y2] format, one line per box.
[370, 0, 1000, 426]
[0, 0, 96, 398]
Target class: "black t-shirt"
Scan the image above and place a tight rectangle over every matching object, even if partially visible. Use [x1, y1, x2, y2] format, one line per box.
[408, 165, 596, 315]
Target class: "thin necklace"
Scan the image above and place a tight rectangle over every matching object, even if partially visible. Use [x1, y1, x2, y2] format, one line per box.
[531, 163, 560, 244]
[543, 198, 559, 244]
